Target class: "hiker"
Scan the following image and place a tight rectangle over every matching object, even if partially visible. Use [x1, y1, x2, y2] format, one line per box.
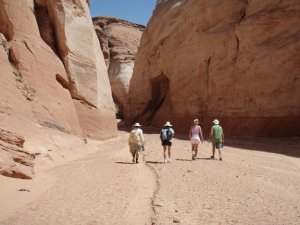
[128, 122, 145, 164]
[189, 119, 204, 160]
[160, 121, 175, 164]
[210, 119, 224, 161]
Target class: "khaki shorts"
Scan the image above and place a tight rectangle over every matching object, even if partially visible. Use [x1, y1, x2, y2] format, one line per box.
[129, 143, 140, 154]
[213, 142, 223, 149]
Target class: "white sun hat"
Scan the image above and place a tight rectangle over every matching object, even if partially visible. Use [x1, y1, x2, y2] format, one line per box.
[213, 119, 219, 125]
[194, 119, 199, 124]
[133, 122, 142, 127]
[164, 121, 172, 127]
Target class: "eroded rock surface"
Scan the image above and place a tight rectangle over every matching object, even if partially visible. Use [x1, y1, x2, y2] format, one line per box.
[126, 0, 300, 136]
[0, 129, 35, 179]
[93, 17, 144, 117]
[0, 0, 117, 178]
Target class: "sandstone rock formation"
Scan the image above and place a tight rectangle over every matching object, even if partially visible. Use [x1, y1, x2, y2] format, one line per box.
[93, 17, 144, 118]
[0, 0, 117, 178]
[0, 129, 35, 179]
[126, 0, 300, 136]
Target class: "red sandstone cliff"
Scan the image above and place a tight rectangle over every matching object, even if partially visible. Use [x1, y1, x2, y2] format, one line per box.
[93, 17, 144, 118]
[125, 0, 300, 136]
[0, 0, 117, 179]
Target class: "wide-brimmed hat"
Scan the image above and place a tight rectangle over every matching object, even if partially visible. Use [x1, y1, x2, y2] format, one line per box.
[164, 121, 172, 127]
[213, 119, 219, 125]
[194, 119, 199, 124]
[132, 122, 142, 127]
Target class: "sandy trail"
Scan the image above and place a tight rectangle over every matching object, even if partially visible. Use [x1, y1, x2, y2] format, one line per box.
[0, 132, 155, 225]
[144, 133, 300, 225]
[0, 130, 300, 225]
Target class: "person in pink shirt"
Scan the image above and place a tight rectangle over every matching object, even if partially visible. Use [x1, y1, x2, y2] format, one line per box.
[189, 119, 204, 160]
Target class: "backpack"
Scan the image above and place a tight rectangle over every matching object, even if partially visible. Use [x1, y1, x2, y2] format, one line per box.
[161, 128, 172, 141]
[129, 129, 140, 144]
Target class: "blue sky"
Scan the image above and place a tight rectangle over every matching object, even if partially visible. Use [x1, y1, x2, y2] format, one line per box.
[90, 0, 156, 25]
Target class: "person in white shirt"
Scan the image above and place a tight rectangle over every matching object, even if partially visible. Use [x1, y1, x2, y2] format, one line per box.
[189, 119, 204, 160]
[128, 122, 145, 164]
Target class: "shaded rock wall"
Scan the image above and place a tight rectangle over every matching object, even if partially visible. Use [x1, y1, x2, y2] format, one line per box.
[0, 0, 117, 178]
[93, 17, 144, 118]
[126, 0, 300, 136]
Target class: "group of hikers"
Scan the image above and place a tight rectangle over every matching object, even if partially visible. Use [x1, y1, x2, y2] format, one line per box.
[128, 119, 224, 164]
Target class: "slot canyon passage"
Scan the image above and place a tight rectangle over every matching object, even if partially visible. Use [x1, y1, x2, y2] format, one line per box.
[0, 0, 300, 225]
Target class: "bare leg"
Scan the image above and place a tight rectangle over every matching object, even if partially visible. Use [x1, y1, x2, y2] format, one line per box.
[163, 145, 167, 163]
[136, 151, 139, 163]
[211, 143, 216, 159]
[195, 144, 198, 159]
[218, 148, 222, 160]
[168, 146, 171, 162]
[192, 144, 196, 160]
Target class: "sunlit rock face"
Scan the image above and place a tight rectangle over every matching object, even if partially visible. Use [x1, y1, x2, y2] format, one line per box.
[45, 0, 117, 139]
[0, 0, 117, 178]
[126, 0, 300, 136]
[93, 16, 144, 118]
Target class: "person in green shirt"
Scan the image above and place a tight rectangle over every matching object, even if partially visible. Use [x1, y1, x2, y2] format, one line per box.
[210, 119, 224, 160]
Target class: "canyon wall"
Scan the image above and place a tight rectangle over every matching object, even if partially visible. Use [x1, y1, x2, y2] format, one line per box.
[126, 0, 300, 136]
[93, 17, 144, 118]
[0, 0, 117, 179]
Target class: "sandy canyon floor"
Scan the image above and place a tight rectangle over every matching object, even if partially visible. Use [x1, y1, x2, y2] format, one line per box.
[0, 129, 300, 225]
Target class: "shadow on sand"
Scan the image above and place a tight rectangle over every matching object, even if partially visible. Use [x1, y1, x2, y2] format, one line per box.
[225, 137, 300, 158]
[115, 162, 134, 165]
[176, 157, 213, 161]
[176, 158, 192, 162]
[146, 161, 164, 164]
[196, 157, 213, 160]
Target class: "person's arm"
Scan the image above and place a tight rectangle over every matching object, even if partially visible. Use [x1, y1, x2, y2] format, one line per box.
[210, 127, 213, 141]
[128, 132, 132, 144]
[199, 126, 204, 143]
[189, 127, 192, 140]
[140, 130, 145, 145]
[222, 130, 224, 143]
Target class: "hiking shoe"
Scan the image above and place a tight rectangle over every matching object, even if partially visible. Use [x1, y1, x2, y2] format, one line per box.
[164, 159, 167, 164]
[132, 158, 135, 163]
[167, 158, 171, 163]
[192, 155, 195, 160]
[219, 157, 222, 161]
[210, 156, 215, 159]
